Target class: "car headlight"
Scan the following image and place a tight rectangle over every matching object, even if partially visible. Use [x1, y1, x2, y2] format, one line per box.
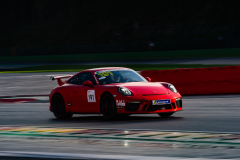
[118, 87, 132, 96]
[168, 84, 177, 93]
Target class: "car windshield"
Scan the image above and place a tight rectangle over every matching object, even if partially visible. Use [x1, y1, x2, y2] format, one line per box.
[95, 69, 147, 85]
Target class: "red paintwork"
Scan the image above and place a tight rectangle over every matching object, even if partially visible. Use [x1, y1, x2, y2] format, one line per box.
[49, 67, 182, 114]
[145, 77, 151, 82]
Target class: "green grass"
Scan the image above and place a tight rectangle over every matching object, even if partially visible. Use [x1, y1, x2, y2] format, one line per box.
[0, 64, 231, 73]
[1, 48, 240, 63]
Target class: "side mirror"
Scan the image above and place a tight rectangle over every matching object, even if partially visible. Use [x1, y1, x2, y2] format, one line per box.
[145, 77, 151, 82]
[83, 80, 93, 88]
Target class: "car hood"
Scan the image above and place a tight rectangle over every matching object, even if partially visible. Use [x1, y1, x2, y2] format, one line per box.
[116, 82, 169, 95]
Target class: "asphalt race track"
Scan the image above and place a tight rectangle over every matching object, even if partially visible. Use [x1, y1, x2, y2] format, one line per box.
[0, 95, 240, 132]
[1, 72, 240, 159]
[0, 72, 76, 97]
[1, 95, 240, 159]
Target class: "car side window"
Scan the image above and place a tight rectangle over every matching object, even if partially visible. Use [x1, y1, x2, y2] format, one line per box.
[67, 75, 79, 85]
[78, 72, 97, 85]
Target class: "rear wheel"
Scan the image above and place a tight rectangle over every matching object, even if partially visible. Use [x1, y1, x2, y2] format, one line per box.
[52, 93, 73, 119]
[101, 93, 117, 120]
[158, 112, 174, 118]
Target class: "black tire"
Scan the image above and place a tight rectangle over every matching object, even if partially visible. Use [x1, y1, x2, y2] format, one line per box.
[118, 113, 131, 117]
[158, 112, 174, 118]
[51, 93, 73, 119]
[100, 93, 117, 120]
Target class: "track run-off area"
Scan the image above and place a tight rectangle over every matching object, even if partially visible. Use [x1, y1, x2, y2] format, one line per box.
[1, 72, 240, 159]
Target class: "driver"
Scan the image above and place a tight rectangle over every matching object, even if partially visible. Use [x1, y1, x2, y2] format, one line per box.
[110, 72, 121, 83]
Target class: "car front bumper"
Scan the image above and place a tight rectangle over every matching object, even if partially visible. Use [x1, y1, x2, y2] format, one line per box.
[115, 93, 182, 114]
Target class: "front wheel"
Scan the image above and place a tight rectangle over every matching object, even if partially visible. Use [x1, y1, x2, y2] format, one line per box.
[158, 112, 174, 118]
[100, 93, 117, 120]
[51, 93, 73, 119]
[118, 113, 131, 117]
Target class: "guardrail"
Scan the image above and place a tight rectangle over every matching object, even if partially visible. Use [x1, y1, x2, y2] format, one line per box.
[140, 66, 240, 95]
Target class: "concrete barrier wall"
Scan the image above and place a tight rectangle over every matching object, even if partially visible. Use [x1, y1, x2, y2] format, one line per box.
[141, 66, 240, 95]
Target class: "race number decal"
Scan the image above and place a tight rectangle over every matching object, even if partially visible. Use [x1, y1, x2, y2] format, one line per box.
[97, 71, 113, 77]
[87, 90, 96, 102]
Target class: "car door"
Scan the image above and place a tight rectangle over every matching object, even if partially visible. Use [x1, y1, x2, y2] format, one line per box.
[68, 72, 98, 113]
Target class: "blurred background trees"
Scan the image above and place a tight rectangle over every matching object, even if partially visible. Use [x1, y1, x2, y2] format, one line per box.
[0, 0, 239, 51]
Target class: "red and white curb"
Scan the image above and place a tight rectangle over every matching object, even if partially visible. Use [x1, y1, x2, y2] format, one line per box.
[0, 96, 49, 103]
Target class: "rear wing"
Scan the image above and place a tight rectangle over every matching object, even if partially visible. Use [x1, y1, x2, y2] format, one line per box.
[50, 75, 72, 86]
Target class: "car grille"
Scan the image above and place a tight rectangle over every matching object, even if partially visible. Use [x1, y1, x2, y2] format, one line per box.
[125, 103, 141, 111]
[176, 98, 182, 108]
[142, 105, 148, 111]
[147, 104, 172, 111]
[172, 103, 176, 109]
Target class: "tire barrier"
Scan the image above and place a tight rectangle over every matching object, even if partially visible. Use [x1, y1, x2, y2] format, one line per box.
[140, 66, 240, 95]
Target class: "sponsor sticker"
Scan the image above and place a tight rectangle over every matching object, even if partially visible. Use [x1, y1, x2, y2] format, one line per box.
[87, 90, 96, 102]
[95, 69, 128, 76]
[98, 76, 106, 80]
[95, 71, 113, 77]
[152, 99, 170, 105]
[116, 100, 125, 106]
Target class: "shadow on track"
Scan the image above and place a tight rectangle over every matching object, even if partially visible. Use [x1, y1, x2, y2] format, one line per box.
[49, 115, 183, 124]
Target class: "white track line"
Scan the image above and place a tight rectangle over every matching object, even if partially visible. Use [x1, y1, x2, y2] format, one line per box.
[0, 151, 238, 160]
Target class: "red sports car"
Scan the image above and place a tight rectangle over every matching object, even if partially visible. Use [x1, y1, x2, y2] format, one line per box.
[49, 67, 182, 119]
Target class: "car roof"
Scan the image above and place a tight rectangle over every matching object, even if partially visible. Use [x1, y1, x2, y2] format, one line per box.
[84, 67, 131, 72]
